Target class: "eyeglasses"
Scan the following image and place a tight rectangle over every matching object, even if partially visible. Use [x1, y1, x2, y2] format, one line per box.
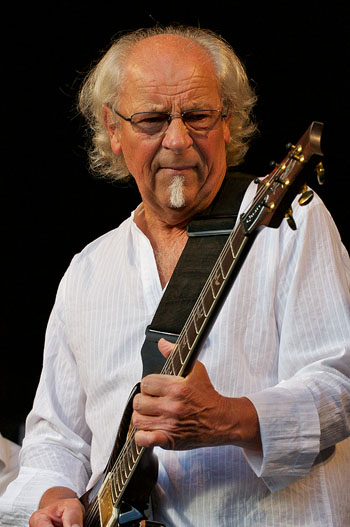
[113, 108, 227, 135]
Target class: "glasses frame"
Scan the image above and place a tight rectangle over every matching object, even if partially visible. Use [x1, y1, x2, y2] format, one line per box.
[112, 107, 228, 135]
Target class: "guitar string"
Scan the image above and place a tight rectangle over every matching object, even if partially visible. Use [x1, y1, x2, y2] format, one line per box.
[83, 155, 301, 524]
[84, 426, 140, 523]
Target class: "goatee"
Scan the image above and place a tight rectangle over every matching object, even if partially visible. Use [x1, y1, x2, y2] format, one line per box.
[168, 175, 185, 208]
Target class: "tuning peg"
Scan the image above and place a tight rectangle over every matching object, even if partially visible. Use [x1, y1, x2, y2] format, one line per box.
[315, 161, 325, 185]
[298, 184, 314, 206]
[286, 143, 302, 153]
[285, 208, 297, 230]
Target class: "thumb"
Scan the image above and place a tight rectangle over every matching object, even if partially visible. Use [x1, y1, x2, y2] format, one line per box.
[157, 338, 175, 359]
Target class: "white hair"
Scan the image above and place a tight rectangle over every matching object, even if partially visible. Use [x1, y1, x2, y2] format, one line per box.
[78, 25, 257, 180]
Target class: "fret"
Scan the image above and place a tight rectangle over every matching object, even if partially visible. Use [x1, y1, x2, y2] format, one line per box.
[167, 352, 175, 375]
[220, 245, 234, 278]
[219, 259, 226, 280]
[200, 294, 208, 318]
[211, 265, 223, 298]
[228, 234, 237, 259]
[177, 335, 189, 365]
[193, 303, 205, 333]
[130, 439, 138, 463]
[202, 282, 215, 315]
[110, 471, 118, 503]
[172, 351, 182, 375]
[210, 279, 216, 299]
[184, 319, 198, 348]
[163, 363, 173, 375]
[121, 458, 128, 483]
[126, 448, 133, 471]
[116, 466, 124, 491]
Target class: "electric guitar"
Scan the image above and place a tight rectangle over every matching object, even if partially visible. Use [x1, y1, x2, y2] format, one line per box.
[80, 121, 325, 527]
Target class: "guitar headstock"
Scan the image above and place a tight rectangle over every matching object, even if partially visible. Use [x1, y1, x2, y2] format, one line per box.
[241, 121, 325, 233]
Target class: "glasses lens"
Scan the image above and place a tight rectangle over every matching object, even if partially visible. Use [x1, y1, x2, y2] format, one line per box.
[183, 110, 221, 131]
[129, 110, 222, 135]
[131, 112, 169, 134]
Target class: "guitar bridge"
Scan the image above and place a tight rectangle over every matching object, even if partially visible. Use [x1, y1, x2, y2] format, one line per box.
[97, 472, 119, 527]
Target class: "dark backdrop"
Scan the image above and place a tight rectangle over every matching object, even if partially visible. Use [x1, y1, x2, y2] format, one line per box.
[1, 2, 349, 442]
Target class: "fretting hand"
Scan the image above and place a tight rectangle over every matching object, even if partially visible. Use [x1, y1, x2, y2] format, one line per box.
[132, 339, 261, 452]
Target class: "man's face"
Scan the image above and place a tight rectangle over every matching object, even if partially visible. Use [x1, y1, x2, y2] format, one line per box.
[107, 35, 231, 226]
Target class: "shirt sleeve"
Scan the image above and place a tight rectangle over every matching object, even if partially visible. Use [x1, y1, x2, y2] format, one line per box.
[0, 267, 92, 523]
[244, 193, 350, 491]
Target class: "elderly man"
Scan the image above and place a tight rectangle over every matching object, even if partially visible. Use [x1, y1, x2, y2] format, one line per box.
[1, 26, 349, 527]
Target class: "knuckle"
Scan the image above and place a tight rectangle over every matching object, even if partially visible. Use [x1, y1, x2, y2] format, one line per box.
[133, 394, 141, 410]
[140, 376, 153, 392]
[168, 381, 190, 400]
[132, 412, 140, 428]
[162, 400, 183, 421]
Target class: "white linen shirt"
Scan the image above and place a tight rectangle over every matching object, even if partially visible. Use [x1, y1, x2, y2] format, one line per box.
[0, 436, 20, 498]
[1, 182, 350, 526]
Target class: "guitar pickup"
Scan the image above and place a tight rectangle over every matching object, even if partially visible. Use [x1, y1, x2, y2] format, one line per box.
[97, 472, 119, 527]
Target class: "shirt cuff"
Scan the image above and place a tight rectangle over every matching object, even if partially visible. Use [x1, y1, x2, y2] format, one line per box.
[0, 466, 78, 526]
[244, 380, 320, 492]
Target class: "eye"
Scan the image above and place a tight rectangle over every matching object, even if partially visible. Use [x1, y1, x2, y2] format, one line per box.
[185, 111, 209, 122]
[137, 113, 168, 124]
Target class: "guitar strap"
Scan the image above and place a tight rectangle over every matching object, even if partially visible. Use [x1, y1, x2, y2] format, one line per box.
[141, 169, 255, 377]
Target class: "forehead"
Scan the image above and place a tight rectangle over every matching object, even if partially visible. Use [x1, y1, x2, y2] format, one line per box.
[120, 35, 221, 108]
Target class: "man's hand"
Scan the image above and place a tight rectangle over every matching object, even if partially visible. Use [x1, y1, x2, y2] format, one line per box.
[29, 487, 85, 527]
[132, 339, 261, 452]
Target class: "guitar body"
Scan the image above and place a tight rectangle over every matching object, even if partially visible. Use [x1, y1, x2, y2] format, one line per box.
[80, 384, 159, 526]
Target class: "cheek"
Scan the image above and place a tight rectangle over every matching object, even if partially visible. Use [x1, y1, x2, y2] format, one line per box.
[203, 130, 228, 168]
[121, 135, 159, 173]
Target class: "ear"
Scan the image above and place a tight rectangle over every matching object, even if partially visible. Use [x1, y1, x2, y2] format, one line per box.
[103, 105, 122, 155]
[223, 114, 231, 145]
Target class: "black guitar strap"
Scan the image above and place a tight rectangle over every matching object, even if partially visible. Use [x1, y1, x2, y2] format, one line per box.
[141, 170, 255, 377]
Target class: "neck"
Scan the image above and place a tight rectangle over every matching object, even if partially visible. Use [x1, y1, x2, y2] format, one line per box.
[134, 203, 188, 287]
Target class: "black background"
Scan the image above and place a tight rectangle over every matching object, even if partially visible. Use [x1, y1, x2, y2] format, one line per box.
[1, 2, 349, 443]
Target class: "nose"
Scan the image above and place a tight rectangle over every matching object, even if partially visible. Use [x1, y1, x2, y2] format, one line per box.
[161, 116, 193, 153]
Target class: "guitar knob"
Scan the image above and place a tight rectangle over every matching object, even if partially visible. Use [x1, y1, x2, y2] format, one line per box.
[285, 208, 297, 230]
[315, 161, 325, 185]
[298, 189, 314, 206]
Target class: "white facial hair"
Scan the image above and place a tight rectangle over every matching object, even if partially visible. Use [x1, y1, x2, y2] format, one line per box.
[168, 175, 186, 208]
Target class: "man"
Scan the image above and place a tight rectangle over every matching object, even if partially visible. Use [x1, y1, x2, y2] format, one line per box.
[0, 25, 349, 526]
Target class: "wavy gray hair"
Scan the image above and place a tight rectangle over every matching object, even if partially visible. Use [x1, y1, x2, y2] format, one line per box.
[78, 25, 257, 180]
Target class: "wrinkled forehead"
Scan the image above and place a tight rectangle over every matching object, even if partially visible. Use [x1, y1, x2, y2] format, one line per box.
[120, 34, 220, 103]
[125, 34, 217, 79]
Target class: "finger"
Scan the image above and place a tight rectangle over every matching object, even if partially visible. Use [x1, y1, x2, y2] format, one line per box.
[140, 372, 184, 397]
[59, 498, 84, 526]
[133, 392, 164, 415]
[157, 337, 175, 358]
[29, 510, 60, 527]
[134, 429, 172, 449]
